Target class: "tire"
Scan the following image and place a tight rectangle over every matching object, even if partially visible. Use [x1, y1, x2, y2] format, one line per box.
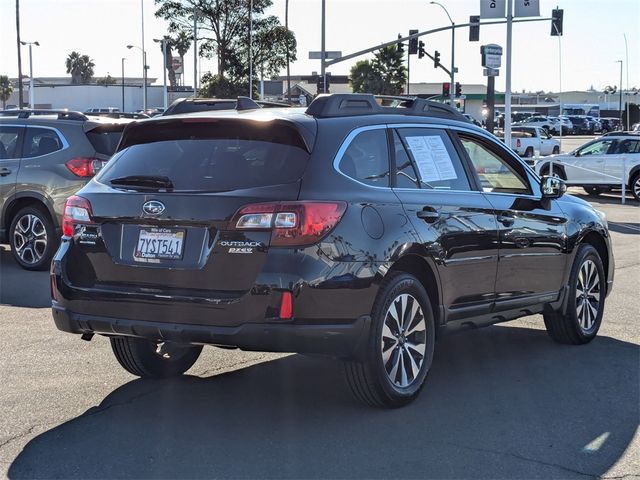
[630, 173, 640, 202]
[584, 186, 603, 197]
[543, 244, 605, 345]
[9, 206, 58, 271]
[543, 165, 565, 180]
[110, 336, 203, 378]
[524, 147, 534, 158]
[552, 146, 560, 155]
[344, 272, 436, 408]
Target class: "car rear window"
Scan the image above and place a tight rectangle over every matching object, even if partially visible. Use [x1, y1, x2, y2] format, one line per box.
[86, 130, 124, 156]
[98, 122, 309, 192]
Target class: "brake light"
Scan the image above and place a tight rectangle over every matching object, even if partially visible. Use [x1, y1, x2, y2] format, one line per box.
[62, 195, 93, 237]
[230, 201, 347, 247]
[279, 291, 293, 319]
[65, 157, 105, 177]
[516, 139, 522, 148]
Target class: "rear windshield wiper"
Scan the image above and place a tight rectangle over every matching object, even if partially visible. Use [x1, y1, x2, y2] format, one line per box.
[109, 175, 174, 190]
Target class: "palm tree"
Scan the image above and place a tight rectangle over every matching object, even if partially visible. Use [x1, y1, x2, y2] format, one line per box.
[65, 51, 95, 84]
[0, 75, 14, 109]
[171, 31, 192, 86]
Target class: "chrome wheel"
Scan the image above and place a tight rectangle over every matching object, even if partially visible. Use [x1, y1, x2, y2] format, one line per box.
[12, 214, 48, 265]
[633, 177, 640, 200]
[576, 259, 600, 332]
[381, 293, 427, 388]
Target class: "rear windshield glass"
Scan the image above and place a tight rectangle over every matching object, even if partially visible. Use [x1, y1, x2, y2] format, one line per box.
[86, 130, 124, 156]
[167, 102, 236, 115]
[97, 123, 309, 192]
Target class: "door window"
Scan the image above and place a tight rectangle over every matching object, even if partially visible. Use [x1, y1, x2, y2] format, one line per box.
[23, 128, 64, 158]
[392, 130, 420, 189]
[0, 126, 21, 159]
[338, 129, 390, 187]
[396, 128, 471, 191]
[615, 139, 640, 154]
[460, 136, 530, 194]
[577, 139, 614, 157]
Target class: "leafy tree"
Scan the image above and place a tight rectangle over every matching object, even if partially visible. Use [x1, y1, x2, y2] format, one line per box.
[65, 51, 95, 84]
[199, 72, 248, 98]
[96, 75, 117, 86]
[0, 75, 14, 109]
[349, 45, 406, 95]
[155, 0, 296, 95]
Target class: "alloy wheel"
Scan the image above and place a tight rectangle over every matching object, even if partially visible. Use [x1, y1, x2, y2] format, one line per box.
[633, 177, 640, 200]
[575, 259, 600, 332]
[381, 293, 427, 388]
[12, 214, 47, 265]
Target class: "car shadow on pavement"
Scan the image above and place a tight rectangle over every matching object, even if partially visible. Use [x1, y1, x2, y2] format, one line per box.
[569, 191, 639, 207]
[0, 247, 51, 308]
[607, 222, 640, 235]
[8, 325, 639, 479]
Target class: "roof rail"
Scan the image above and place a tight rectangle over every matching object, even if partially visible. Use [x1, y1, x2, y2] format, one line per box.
[305, 94, 469, 122]
[0, 109, 88, 121]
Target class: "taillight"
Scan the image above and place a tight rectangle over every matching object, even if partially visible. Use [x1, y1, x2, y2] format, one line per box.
[230, 201, 347, 247]
[62, 195, 93, 237]
[65, 157, 106, 177]
[516, 139, 522, 148]
[279, 291, 293, 319]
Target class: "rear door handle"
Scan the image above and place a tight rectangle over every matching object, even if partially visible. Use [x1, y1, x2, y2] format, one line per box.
[0, 167, 11, 177]
[497, 212, 515, 227]
[417, 208, 440, 223]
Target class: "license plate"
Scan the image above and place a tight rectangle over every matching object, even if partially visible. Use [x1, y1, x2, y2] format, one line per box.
[134, 228, 185, 262]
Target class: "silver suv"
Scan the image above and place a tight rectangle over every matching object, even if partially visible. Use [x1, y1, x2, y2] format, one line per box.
[0, 110, 130, 270]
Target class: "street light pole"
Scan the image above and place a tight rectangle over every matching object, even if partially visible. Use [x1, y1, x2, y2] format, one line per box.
[193, 7, 198, 96]
[616, 60, 623, 125]
[430, 2, 454, 104]
[248, 0, 253, 99]
[505, 0, 514, 149]
[20, 41, 39, 108]
[321, 0, 326, 93]
[624, 34, 629, 130]
[126, 44, 147, 110]
[121, 57, 126, 112]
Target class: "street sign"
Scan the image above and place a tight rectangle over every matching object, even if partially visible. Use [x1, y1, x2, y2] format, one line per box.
[171, 56, 183, 74]
[309, 51, 342, 60]
[480, 0, 506, 19]
[514, 0, 540, 18]
[483, 68, 500, 76]
[481, 44, 503, 69]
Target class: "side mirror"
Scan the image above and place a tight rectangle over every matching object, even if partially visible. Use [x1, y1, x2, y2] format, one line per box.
[541, 175, 566, 199]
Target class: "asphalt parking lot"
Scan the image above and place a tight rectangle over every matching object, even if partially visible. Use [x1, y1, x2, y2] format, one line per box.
[0, 190, 638, 479]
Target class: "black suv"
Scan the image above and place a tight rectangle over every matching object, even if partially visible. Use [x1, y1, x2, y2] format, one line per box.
[51, 95, 614, 408]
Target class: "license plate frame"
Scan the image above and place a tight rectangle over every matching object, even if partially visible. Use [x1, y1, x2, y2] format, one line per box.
[134, 227, 186, 263]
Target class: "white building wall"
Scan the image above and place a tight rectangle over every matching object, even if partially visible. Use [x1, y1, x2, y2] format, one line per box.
[6, 85, 192, 111]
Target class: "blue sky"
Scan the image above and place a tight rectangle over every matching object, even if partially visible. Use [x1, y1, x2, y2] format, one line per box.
[1, 0, 638, 93]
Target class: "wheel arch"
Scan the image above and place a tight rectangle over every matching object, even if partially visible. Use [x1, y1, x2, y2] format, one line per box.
[538, 161, 566, 179]
[579, 230, 610, 289]
[628, 165, 640, 188]
[386, 253, 443, 326]
[3, 192, 58, 236]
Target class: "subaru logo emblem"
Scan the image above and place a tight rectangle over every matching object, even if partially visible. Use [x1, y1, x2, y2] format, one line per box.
[142, 200, 165, 216]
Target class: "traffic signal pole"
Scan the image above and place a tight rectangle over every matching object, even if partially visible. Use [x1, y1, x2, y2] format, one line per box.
[450, 22, 455, 104]
[504, 0, 513, 149]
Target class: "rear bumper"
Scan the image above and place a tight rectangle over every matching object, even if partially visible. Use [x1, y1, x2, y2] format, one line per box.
[52, 304, 371, 359]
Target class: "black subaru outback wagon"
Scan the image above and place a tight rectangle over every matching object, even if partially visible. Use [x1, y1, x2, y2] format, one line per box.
[51, 94, 614, 408]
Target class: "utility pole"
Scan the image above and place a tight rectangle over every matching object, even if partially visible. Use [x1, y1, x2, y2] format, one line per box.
[286, 0, 291, 103]
[617, 60, 623, 125]
[504, 0, 514, 149]
[121, 57, 126, 111]
[141, 0, 147, 110]
[16, 0, 24, 109]
[193, 7, 198, 96]
[321, 0, 326, 94]
[248, 0, 253, 98]
[624, 34, 629, 130]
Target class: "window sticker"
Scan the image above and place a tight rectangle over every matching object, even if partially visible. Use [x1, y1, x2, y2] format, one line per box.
[405, 135, 458, 182]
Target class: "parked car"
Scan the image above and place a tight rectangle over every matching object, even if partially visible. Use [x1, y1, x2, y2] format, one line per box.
[515, 115, 560, 134]
[496, 126, 561, 157]
[85, 107, 120, 114]
[585, 116, 602, 133]
[52, 94, 614, 408]
[0, 110, 131, 269]
[566, 116, 592, 135]
[600, 118, 621, 133]
[533, 132, 640, 201]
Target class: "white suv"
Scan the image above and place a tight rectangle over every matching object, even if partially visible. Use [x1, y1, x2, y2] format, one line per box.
[533, 133, 640, 201]
[516, 116, 560, 134]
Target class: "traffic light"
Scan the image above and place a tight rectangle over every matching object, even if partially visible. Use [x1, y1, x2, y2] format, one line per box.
[469, 15, 480, 42]
[316, 75, 325, 94]
[408, 29, 419, 55]
[551, 9, 564, 36]
[455, 82, 462, 97]
[434, 50, 440, 68]
[418, 40, 425, 59]
[397, 34, 405, 55]
[442, 82, 450, 98]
